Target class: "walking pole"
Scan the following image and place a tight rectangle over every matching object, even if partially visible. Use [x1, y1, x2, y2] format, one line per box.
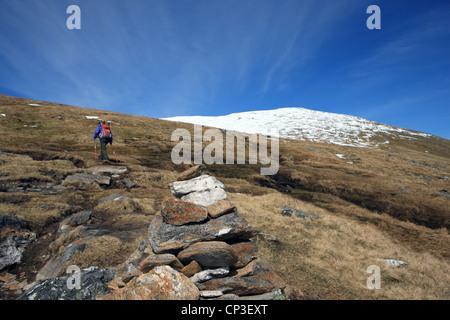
[111, 144, 119, 164]
[94, 141, 97, 160]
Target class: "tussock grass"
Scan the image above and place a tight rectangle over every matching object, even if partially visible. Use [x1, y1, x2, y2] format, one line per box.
[228, 192, 450, 300]
[69, 235, 138, 269]
[94, 196, 142, 215]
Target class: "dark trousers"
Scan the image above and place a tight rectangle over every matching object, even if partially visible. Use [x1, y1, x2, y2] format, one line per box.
[100, 137, 111, 160]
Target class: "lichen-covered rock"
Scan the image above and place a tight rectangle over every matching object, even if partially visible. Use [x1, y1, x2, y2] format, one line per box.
[207, 200, 236, 218]
[160, 198, 208, 226]
[18, 267, 116, 300]
[64, 173, 111, 186]
[111, 265, 199, 300]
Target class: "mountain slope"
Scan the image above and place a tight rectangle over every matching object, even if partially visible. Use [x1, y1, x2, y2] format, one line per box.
[163, 107, 436, 148]
[0, 94, 449, 300]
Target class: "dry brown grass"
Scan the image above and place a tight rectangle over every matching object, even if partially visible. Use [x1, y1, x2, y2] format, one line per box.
[69, 235, 141, 269]
[228, 192, 450, 300]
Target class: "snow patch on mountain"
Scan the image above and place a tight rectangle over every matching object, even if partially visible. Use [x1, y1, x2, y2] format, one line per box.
[162, 107, 431, 148]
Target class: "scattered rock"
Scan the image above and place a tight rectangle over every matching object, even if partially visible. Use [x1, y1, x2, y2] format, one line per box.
[384, 259, 407, 268]
[256, 232, 278, 242]
[111, 265, 199, 300]
[0, 215, 36, 271]
[98, 193, 129, 205]
[160, 198, 208, 226]
[88, 166, 128, 176]
[177, 241, 238, 268]
[120, 178, 136, 189]
[35, 244, 86, 281]
[281, 206, 319, 220]
[19, 267, 116, 300]
[5, 182, 65, 195]
[60, 210, 92, 229]
[64, 173, 111, 186]
[439, 190, 450, 198]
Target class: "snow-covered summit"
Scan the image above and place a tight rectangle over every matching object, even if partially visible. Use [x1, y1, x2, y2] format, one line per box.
[162, 107, 431, 148]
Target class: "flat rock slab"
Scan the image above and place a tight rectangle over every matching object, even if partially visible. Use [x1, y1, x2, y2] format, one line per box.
[36, 244, 86, 281]
[177, 241, 237, 268]
[89, 166, 128, 176]
[148, 210, 255, 254]
[281, 206, 319, 220]
[61, 210, 92, 228]
[161, 198, 208, 226]
[195, 259, 285, 296]
[64, 173, 111, 186]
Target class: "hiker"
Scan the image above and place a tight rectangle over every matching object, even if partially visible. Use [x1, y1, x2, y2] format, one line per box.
[94, 120, 113, 161]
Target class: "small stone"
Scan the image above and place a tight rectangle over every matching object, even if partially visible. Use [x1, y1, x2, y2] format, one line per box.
[139, 253, 184, 273]
[112, 266, 199, 300]
[180, 260, 202, 278]
[384, 259, 407, 268]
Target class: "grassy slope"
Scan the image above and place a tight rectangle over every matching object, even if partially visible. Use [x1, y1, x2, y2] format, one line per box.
[0, 94, 449, 299]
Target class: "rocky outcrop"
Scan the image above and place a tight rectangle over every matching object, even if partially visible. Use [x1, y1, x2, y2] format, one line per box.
[110, 265, 199, 300]
[18, 267, 115, 300]
[0, 215, 36, 271]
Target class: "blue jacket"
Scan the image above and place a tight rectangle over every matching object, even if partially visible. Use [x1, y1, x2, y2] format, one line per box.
[94, 124, 113, 142]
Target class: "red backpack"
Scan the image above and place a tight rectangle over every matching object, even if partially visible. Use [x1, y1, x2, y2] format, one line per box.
[100, 124, 111, 138]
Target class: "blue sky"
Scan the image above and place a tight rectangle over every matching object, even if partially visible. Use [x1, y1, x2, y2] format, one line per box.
[1, 0, 449, 139]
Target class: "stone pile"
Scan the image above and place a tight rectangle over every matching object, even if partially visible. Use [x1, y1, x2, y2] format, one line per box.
[106, 165, 285, 300]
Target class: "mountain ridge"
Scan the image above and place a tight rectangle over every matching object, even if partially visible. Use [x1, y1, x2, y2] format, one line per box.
[163, 107, 440, 148]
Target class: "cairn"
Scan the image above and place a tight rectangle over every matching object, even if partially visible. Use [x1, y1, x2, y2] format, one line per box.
[105, 165, 285, 300]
